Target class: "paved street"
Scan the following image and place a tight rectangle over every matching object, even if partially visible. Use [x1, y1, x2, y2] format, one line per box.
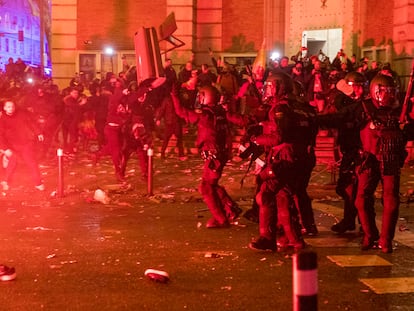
[0, 150, 414, 310]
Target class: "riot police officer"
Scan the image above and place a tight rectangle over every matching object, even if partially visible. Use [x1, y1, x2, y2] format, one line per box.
[249, 72, 315, 251]
[318, 71, 366, 234]
[355, 74, 409, 253]
[172, 86, 241, 228]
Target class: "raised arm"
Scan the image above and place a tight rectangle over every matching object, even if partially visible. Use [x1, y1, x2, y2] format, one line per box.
[171, 91, 199, 124]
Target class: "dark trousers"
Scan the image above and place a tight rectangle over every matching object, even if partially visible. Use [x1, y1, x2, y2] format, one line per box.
[160, 122, 185, 157]
[199, 156, 234, 224]
[98, 125, 123, 175]
[62, 115, 80, 152]
[336, 151, 358, 225]
[121, 142, 148, 178]
[3, 144, 42, 186]
[293, 151, 316, 231]
[355, 159, 400, 246]
[256, 178, 302, 244]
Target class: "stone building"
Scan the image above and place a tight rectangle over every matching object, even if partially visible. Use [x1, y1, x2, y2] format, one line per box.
[51, 0, 414, 89]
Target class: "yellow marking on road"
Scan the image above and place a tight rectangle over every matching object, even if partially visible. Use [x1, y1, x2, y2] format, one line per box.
[359, 277, 414, 294]
[314, 202, 414, 249]
[327, 255, 392, 267]
[306, 236, 360, 248]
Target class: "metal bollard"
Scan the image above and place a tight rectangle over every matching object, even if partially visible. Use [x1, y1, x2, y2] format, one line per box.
[57, 148, 64, 198]
[147, 148, 153, 196]
[293, 250, 318, 311]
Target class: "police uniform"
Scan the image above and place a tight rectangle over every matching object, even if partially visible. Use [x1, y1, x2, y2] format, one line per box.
[355, 74, 409, 253]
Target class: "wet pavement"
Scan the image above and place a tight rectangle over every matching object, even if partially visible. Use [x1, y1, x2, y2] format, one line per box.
[0, 150, 414, 310]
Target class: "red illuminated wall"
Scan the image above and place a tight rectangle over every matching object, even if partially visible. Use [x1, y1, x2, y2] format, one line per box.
[222, 0, 264, 52]
[76, 0, 167, 51]
[76, 0, 266, 54]
[360, 0, 393, 47]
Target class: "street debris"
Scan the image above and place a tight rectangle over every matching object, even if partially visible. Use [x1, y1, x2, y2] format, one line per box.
[204, 252, 220, 258]
[116, 202, 133, 207]
[93, 189, 110, 204]
[398, 217, 410, 231]
[144, 269, 169, 283]
[25, 226, 53, 231]
[21, 201, 51, 207]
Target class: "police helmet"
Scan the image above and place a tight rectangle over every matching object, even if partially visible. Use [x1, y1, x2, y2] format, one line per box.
[345, 71, 365, 86]
[369, 74, 397, 107]
[262, 72, 294, 101]
[196, 86, 220, 107]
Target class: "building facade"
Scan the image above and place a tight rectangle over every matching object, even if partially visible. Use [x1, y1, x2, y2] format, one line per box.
[50, 0, 414, 89]
[0, 0, 52, 74]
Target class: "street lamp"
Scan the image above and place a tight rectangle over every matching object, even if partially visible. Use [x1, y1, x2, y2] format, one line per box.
[104, 46, 114, 73]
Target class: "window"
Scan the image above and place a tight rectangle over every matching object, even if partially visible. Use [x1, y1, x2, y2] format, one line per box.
[11, 16, 17, 30]
[361, 45, 390, 64]
[79, 54, 96, 84]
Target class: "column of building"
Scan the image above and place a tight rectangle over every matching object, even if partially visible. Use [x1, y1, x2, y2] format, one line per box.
[393, 0, 414, 89]
[50, 0, 77, 89]
[165, 0, 196, 66]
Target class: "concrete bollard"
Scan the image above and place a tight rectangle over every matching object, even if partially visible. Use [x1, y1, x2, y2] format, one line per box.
[147, 148, 153, 196]
[293, 250, 318, 311]
[57, 148, 64, 198]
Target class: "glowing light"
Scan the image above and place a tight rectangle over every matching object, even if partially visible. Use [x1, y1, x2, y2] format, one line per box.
[270, 51, 280, 61]
[104, 47, 114, 55]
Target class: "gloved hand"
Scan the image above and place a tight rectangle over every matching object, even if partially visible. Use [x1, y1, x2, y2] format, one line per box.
[3, 149, 13, 158]
[278, 143, 294, 162]
[272, 143, 294, 163]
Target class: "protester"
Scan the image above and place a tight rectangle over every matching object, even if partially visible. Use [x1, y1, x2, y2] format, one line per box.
[0, 99, 45, 191]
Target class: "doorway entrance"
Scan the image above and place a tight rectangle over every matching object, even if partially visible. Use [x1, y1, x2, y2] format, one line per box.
[302, 28, 342, 62]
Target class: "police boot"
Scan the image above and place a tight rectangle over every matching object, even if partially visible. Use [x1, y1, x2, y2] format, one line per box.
[359, 210, 379, 250]
[200, 182, 229, 228]
[216, 186, 242, 223]
[249, 204, 276, 251]
[379, 208, 398, 253]
[277, 191, 305, 251]
[243, 205, 259, 223]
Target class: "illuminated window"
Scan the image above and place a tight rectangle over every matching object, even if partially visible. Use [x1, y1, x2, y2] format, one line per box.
[11, 16, 17, 30]
[19, 41, 23, 55]
[5, 12, 10, 29]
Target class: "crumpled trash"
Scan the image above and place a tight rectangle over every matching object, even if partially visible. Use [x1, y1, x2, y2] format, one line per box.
[93, 189, 110, 204]
[144, 269, 169, 283]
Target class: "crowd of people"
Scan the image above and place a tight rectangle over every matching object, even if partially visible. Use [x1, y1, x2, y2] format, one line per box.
[0, 47, 412, 264]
